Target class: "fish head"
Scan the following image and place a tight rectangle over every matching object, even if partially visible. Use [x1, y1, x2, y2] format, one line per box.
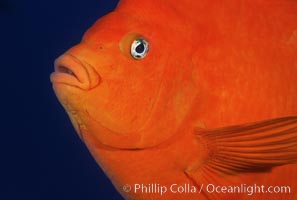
[50, 2, 198, 149]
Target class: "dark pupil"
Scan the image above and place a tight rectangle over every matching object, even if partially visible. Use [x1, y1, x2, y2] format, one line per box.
[135, 43, 145, 54]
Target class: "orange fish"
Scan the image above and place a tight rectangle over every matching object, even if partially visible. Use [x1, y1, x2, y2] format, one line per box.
[50, 0, 297, 199]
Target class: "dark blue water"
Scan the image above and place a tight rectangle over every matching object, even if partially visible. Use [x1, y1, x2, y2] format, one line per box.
[1, 0, 124, 199]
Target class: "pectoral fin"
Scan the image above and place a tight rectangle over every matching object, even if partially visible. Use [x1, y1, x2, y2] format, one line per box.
[194, 116, 297, 175]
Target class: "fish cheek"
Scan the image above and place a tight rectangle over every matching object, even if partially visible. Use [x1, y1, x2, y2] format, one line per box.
[83, 66, 162, 135]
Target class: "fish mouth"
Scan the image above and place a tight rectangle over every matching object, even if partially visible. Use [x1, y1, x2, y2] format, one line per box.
[50, 54, 100, 90]
[56, 65, 77, 79]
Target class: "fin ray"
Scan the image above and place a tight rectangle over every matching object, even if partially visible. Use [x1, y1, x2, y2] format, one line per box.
[195, 116, 297, 175]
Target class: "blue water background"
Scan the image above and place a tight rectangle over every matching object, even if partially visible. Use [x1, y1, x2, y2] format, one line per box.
[1, 0, 124, 199]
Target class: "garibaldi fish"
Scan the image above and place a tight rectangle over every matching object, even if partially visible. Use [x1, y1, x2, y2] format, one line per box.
[51, 0, 297, 199]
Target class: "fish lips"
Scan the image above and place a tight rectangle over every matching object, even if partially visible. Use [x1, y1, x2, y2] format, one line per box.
[50, 54, 100, 90]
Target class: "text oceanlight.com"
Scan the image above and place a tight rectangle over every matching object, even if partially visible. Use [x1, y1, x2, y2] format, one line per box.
[122, 183, 291, 196]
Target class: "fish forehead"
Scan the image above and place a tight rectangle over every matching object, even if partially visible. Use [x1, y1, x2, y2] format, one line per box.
[91, 0, 194, 34]
[84, 6, 187, 35]
[81, 11, 192, 64]
[82, 13, 151, 44]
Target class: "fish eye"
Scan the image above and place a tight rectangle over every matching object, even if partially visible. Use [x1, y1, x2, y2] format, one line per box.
[130, 38, 149, 60]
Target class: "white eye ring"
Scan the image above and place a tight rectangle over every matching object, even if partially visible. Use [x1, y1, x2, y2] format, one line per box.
[130, 38, 149, 60]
